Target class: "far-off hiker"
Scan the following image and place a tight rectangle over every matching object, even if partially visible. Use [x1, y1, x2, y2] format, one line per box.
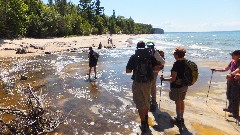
[88, 47, 99, 80]
[126, 41, 158, 133]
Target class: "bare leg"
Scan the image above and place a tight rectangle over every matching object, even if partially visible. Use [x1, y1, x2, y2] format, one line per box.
[176, 100, 184, 119]
[151, 72, 158, 102]
[89, 67, 92, 79]
[138, 107, 149, 121]
[138, 107, 149, 132]
[94, 66, 97, 78]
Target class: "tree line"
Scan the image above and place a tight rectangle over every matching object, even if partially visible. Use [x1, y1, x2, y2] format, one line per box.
[0, 0, 154, 38]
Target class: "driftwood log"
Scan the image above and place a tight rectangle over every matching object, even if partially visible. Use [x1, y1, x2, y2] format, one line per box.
[0, 85, 71, 134]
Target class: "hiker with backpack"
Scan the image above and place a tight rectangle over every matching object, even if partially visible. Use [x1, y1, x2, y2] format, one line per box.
[126, 41, 158, 133]
[160, 47, 189, 126]
[88, 47, 99, 80]
[211, 50, 240, 118]
[146, 42, 165, 112]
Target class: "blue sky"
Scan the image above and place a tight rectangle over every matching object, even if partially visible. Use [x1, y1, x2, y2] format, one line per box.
[42, 0, 240, 32]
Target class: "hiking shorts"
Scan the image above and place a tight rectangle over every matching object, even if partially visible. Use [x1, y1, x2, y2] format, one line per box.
[169, 86, 188, 101]
[89, 61, 97, 67]
[151, 72, 159, 100]
[132, 81, 152, 109]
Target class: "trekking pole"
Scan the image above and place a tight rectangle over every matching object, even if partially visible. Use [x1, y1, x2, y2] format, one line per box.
[224, 81, 228, 118]
[159, 67, 164, 108]
[206, 69, 214, 103]
[159, 75, 163, 109]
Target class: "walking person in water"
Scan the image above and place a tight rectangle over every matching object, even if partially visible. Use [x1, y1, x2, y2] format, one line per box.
[88, 47, 99, 80]
[126, 41, 158, 133]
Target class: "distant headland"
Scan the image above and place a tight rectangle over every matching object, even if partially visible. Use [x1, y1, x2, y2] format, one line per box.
[153, 28, 164, 34]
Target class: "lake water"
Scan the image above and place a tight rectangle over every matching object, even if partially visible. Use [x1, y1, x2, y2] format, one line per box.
[0, 31, 239, 134]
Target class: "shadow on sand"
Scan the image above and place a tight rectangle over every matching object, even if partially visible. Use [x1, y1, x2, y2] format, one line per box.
[150, 106, 193, 135]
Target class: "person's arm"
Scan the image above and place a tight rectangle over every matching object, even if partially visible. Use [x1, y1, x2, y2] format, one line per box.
[150, 55, 161, 71]
[154, 64, 164, 71]
[160, 71, 177, 82]
[226, 67, 240, 79]
[213, 62, 231, 72]
[231, 67, 240, 75]
[235, 73, 240, 79]
[126, 69, 132, 73]
[126, 55, 134, 73]
[211, 66, 230, 72]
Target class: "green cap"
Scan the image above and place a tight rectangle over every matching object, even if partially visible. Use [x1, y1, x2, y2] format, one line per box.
[146, 41, 154, 46]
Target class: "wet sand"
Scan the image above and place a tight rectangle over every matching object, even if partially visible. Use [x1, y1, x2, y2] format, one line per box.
[0, 36, 239, 134]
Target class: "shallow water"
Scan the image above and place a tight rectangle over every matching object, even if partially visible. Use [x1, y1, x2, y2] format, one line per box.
[0, 45, 228, 134]
[0, 48, 142, 134]
[1, 31, 237, 134]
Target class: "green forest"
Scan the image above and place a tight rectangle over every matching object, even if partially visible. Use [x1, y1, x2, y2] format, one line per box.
[0, 0, 155, 38]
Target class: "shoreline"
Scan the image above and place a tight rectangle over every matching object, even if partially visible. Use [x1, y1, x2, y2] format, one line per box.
[0, 34, 148, 58]
[0, 34, 229, 68]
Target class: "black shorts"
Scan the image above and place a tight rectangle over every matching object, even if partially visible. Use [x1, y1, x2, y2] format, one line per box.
[89, 61, 97, 67]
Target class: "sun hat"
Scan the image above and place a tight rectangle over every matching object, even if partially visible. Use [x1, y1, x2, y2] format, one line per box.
[230, 50, 240, 56]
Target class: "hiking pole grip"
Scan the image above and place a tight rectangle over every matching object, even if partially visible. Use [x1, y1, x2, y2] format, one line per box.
[160, 75, 163, 85]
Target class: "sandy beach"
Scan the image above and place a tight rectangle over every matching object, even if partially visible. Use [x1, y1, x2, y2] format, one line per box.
[0, 34, 239, 134]
[0, 34, 143, 58]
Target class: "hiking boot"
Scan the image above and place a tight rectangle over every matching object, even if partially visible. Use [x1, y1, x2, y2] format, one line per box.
[150, 101, 157, 112]
[228, 114, 239, 119]
[223, 108, 232, 113]
[140, 121, 149, 133]
[170, 117, 184, 126]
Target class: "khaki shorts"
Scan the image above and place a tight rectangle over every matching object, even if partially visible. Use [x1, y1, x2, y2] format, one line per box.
[169, 86, 188, 101]
[132, 81, 152, 109]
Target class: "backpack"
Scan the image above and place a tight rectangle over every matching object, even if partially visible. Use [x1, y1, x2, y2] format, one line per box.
[182, 60, 198, 86]
[134, 50, 153, 83]
[93, 51, 99, 59]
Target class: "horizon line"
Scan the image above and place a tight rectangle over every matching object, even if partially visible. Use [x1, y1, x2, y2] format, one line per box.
[163, 30, 240, 33]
